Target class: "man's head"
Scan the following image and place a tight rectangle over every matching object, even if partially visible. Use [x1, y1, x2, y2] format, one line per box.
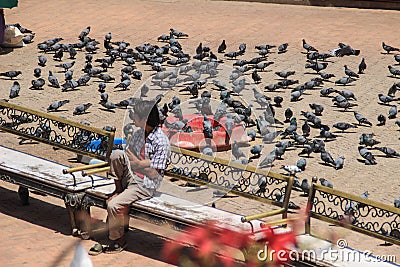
[133, 100, 160, 129]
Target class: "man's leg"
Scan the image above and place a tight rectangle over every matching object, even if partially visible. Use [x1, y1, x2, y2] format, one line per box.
[108, 150, 133, 193]
[107, 180, 152, 244]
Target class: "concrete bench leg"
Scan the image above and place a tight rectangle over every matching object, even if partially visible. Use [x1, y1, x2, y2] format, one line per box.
[64, 193, 92, 239]
[17, 186, 29, 206]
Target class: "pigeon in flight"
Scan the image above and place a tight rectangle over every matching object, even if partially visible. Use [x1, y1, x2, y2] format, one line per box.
[331, 42, 360, 57]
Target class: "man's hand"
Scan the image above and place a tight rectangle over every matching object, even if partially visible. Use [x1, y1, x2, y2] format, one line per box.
[106, 192, 119, 205]
[126, 149, 140, 168]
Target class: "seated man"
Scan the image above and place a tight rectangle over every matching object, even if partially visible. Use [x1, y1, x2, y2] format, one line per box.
[102, 100, 170, 253]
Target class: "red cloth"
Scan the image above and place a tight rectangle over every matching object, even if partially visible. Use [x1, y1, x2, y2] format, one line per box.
[132, 144, 145, 179]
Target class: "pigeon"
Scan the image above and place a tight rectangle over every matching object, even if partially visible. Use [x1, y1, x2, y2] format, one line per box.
[302, 39, 318, 53]
[55, 61, 75, 72]
[344, 65, 359, 78]
[375, 146, 400, 157]
[395, 198, 400, 208]
[9, 81, 20, 99]
[359, 133, 380, 147]
[275, 70, 295, 79]
[382, 42, 400, 54]
[38, 55, 47, 67]
[388, 83, 398, 96]
[338, 90, 357, 100]
[203, 115, 213, 139]
[320, 149, 335, 165]
[354, 112, 372, 126]
[358, 146, 377, 165]
[33, 68, 41, 78]
[46, 71, 59, 88]
[273, 96, 283, 107]
[333, 122, 357, 132]
[278, 43, 289, 53]
[170, 28, 188, 38]
[377, 114, 386, 126]
[301, 179, 311, 195]
[30, 78, 45, 90]
[395, 54, 400, 65]
[247, 129, 256, 141]
[319, 178, 333, 188]
[319, 72, 335, 81]
[320, 87, 337, 97]
[0, 70, 22, 79]
[309, 103, 324, 116]
[250, 145, 263, 158]
[305, 62, 328, 73]
[232, 141, 245, 160]
[98, 73, 115, 83]
[296, 158, 307, 171]
[202, 145, 214, 157]
[331, 42, 360, 57]
[388, 105, 398, 119]
[281, 165, 302, 175]
[259, 151, 276, 168]
[53, 49, 64, 61]
[98, 82, 106, 93]
[77, 74, 91, 86]
[301, 121, 311, 137]
[114, 79, 131, 90]
[73, 103, 92, 115]
[284, 108, 293, 123]
[334, 156, 345, 170]
[358, 58, 367, 74]
[251, 70, 262, 84]
[78, 26, 91, 41]
[357, 191, 370, 209]
[335, 77, 355, 86]
[378, 93, 399, 104]
[388, 66, 400, 77]
[218, 40, 227, 53]
[47, 100, 70, 112]
[164, 119, 188, 130]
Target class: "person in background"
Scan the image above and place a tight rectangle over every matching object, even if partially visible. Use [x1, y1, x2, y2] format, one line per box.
[0, 0, 19, 46]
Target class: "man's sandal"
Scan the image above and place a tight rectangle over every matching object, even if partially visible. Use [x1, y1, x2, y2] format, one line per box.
[88, 243, 105, 256]
[103, 242, 126, 254]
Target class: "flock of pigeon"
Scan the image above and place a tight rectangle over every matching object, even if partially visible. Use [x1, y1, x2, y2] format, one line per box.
[1, 24, 400, 209]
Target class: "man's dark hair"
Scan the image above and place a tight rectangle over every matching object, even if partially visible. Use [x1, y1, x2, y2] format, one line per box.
[134, 100, 160, 127]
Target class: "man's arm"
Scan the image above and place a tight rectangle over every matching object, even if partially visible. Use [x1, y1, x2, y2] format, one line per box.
[126, 149, 161, 179]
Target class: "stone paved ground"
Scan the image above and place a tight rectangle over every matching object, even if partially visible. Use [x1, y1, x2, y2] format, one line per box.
[1, 0, 400, 266]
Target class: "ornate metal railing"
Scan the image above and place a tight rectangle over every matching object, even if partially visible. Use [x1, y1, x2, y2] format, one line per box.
[306, 184, 400, 245]
[0, 101, 115, 161]
[165, 146, 294, 221]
